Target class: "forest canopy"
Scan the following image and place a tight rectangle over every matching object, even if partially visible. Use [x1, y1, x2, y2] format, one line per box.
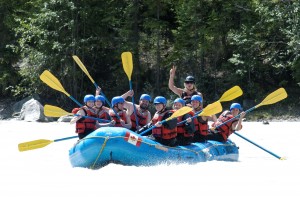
[0, 0, 299, 114]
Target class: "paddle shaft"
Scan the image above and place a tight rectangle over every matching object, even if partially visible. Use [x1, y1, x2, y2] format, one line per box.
[140, 119, 169, 136]
[74, 114, 110, 123]
[214, 104, 264, 129]
[55, 136, 78, 142]
[72, 56, 120, 119]
[70, 96, 83, 107]
[129, 83, 139, 127]
[177, 110, 202, 125]
[234, 132, 283, 160]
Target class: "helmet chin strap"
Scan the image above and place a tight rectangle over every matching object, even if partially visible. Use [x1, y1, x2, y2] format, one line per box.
[195, 106, 202, 112]
[115, 104, 123, 112]
[95, 105, 103, 109]
[158, 105, 166, 114]
[86, 103, 93, 109]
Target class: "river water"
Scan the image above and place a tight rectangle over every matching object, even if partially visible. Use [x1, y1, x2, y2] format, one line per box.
[1, 120, 299, 199]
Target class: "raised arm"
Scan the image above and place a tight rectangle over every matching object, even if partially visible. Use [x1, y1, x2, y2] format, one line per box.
[95, 86, 101, 96]
[121, 90, 134, 115]
[168, 65, 183, 97]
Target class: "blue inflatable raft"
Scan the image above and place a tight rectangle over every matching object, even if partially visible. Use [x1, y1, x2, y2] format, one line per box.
[69, 127, 239, 169]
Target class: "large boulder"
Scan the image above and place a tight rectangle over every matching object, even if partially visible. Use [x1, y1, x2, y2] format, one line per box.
[18, 98, 52, 122]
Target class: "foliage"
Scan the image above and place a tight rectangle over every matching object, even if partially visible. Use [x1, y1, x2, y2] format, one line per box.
[0, 0, 298, 113]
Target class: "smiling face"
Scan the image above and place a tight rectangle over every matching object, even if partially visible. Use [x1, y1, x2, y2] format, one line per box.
[231, 108, 240, 116]
[139, 99, 150, 110]
[86, 100, 95, 108]
[191, 100, 201, 110]
[154, 103, 164, 112]
[173, 102, 183, 110]
[95, 100, 103, 108]
[116, 102, 124, 110]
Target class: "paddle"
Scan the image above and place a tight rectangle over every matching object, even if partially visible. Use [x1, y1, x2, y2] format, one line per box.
[177, 85, 243, 125]
[121, 52, 138, 126]
[177, 101, 223, 125]
[234, 131, 285, 160]
[214, 87, 288, 129]
[139, 106, 193, 136]
[18, 136, 78, 152]
[72, 55, 120, 119]
[44, 104, 111, 123]
[40, 70, 82, 107]
[217, 85, 243, 102]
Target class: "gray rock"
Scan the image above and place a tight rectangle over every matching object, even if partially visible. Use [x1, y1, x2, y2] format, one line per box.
[19, 98, 45, 122]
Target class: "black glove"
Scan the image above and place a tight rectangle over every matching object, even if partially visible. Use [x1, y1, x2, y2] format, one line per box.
[183, 114, 195, 134]
[136, 123, 153, 135]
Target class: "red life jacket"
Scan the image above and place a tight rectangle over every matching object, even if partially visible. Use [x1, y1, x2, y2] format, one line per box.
[72, 107, 80, 114]
[75, 106, 97, 134]
[130, 107, 150, 130]
[152, 110, 177, 140]
[177, 111, 195, 137]
[109, 109, 127, 127]
[95, 108, 111, 121]
[193, 115, 209, 136]
[212, 110, 239, 141]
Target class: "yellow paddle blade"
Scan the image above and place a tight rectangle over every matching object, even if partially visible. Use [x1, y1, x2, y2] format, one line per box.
[166, 106, 193, 121]
[256, 88, 288, 108]
[18, 139, 53, 152]
[121, 52, 133, 80]
[199, 101, 222, 116]
[44, 105, 72, 117]
[40, 70, 70, 97]
[72, 55, 96, 84]
[219, 86, 243, 102]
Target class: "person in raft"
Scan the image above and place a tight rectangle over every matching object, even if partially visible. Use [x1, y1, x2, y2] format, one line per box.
[172, 98, 195, 146]
[121, 90, 152, 132]
[150, 96, 178, 147]
[70, 94, 98, 139]
[207, 103, 246, 142]
[168, 65, 203, 107]
[191, 95, 217, 142]
[109, 96, 132, 129]
[94, 86, 115, 127]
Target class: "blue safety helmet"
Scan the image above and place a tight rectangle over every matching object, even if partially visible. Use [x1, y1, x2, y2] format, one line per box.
[111, 96, 125, 107]
[174, 98, 185, 106]
[140, 94, 151, 102]
[153, 96, 167, 105]
[84, 94, 95, 103]
[95, 95, 105, 104]
[230, 103, 242, 111]
[191, 95, 203, 103]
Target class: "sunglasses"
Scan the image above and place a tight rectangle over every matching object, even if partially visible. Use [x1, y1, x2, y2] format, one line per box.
[185, 81, 194, 84]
